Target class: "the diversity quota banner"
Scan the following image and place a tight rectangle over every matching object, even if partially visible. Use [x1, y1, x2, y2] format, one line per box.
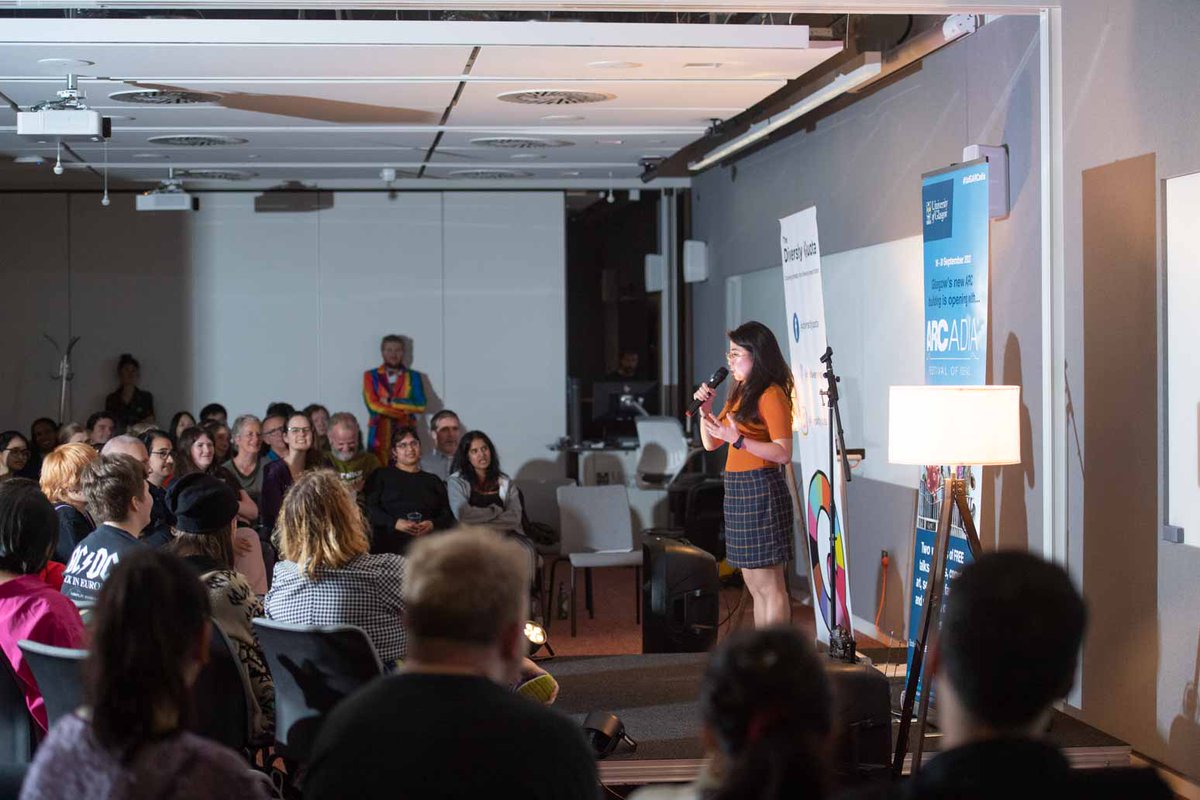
[906, 159, 990, 700]
[779, 206, 854, 645]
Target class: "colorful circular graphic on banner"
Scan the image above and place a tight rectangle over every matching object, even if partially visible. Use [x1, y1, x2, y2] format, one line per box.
[807, 470, 850, 632]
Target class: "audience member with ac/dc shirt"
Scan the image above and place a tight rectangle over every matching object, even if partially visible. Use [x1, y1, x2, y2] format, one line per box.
[39, 443, 99, 563]
[21, 548, 273, 800]
[264, 470, 409, 666]
[0, 479, 87, 734]
[303, 528, 596, 800]
[364, 426, 453, 554]
[60, 454, 153, 604]
[841, 552, 1171, 800]
[103, 353, 155, 432]
[101, 435, 171, 549]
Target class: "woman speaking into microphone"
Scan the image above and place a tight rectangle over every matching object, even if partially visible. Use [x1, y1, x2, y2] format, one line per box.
[694, 320, 795, 627]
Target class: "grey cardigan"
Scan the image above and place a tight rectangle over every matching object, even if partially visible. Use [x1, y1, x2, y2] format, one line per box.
[447, 471, 524, 533]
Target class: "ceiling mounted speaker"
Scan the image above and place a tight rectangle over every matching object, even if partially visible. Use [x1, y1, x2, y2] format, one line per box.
[470, 137, 574, 149]
[110, 89, 222, 105]
[146, 135, 249, 147]
[447, 169, 534, 180]
[497, 90, 615, 105]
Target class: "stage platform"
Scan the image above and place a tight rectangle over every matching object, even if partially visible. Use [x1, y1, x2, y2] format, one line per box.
[549, 652, 1132, 787]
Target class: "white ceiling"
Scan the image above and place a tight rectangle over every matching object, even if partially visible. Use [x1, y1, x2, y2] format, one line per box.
[0, 18, 845, 189]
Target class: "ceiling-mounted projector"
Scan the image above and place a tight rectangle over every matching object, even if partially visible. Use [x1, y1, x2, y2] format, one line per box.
[17, 75, 110, 140]
[137, 179, 198, 212]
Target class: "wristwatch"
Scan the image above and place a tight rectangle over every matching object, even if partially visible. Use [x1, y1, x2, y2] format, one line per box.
[732, 434, 746, 450]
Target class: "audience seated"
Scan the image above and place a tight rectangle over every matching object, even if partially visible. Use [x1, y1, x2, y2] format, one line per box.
[167, 411, 196, 445]
[303, 527, 597, 800]
[101, 435, 170, 549]
[24, 418, 59, 479]
[138, 429, 177, 543]
[60, 454, 152, 604]
[166, 474, 274, 741]
[19, 548, 273, 800]
[202, 420, 232, 465]
[0, 431, 31, 483]
[199, 403, 228, 425]
[55, 424, 86, 447]
[420, 409, 462, 482]
[260, 412, 289, 464]
[844, 551, 1170, 800]
[633, 627, 833, 800]
[364, 426, 454, 555]
[84, 412, 116, 450]
[103, 354, 154, 433]
[39, 443, 99, 564]
[303, 403, 331, 453]
[259, 412, 327, 533]
[326, 412, 380, 505]
[264, 470, 408, 666]
[223, 415, 265, 507]
[0, 479, 87, 734]
[174, 427, 258, 524]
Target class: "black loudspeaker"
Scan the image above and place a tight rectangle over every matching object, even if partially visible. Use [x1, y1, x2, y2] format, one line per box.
[824, 661, 893, 786]
[642, 535, 720, 653]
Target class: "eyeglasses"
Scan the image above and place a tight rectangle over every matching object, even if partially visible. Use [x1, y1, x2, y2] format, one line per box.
[726, 351, 749, 363]
[287, 426, 312, 434]
[262, 427, 284, 437]
[395, 441, 420, 449]
[150, 449, 174, 459]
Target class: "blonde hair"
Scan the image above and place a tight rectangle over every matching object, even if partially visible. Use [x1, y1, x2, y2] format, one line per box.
[404, 527, 530, 645]
[274, 469, 369, 578]
[40, 442, 100, 504]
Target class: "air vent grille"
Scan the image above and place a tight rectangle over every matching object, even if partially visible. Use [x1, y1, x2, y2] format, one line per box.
[470, 137, 573, 149]
[447, 169, 533, 180]
[110, 89, 222, 105]
[174, 169, 257, 181]
[146, 135, 249, 147]
[497, 90, 614, 105]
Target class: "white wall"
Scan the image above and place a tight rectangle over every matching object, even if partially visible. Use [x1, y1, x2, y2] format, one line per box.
[0, 190, 566, 478]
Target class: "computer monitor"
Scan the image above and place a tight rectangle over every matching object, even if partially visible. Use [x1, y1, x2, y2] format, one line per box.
[591, 381, 658, 422]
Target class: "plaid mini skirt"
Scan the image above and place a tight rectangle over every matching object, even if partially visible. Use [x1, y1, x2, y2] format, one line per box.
[723, 467, 795, 569]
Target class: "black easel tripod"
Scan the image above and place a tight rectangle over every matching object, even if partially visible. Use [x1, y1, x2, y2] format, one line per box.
[819, 346, 856, 662]
[891, 472, 983, 776]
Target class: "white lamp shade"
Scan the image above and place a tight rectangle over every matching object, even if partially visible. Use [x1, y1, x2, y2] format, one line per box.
[888, 385, 1021, 466]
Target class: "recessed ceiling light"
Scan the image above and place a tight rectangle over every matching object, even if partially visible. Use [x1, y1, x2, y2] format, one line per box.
[35, 140, 48, 145]
[588, 60, 642, 69]
[561, 171, 581, 177]
[510, 153, 546, 160]
[37, 58, 95, 68]
[684, 62, 723, 69]
[247, 154, 260, 160]
[541, 114, 585, 122]
[133, 153, 167, 159]
[648, 139, 666, 144]
[597, 139, 624, 145]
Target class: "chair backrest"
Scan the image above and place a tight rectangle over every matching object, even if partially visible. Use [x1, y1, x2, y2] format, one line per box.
[0, 654, 33, 765]
[556, 485, 635, 554]
[520, 478, 577, 533]
[251, 618, 384, 763]
[191, 620, 253, 750]
[16, 642, 86, 731]
[635, 417, 690, 484]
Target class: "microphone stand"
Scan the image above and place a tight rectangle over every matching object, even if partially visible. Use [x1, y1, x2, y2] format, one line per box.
[819, 346, 856, 663]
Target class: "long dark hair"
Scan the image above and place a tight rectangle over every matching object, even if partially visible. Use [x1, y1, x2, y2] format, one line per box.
[167, 411, 196, 445]
[724, 320, 794, 426]
[451, 430, 503, 490]
[702, 627, 833, 800]
[173, 426, 215, 479]
[86, 548, 210, 761]
[0, 478, 58, 575]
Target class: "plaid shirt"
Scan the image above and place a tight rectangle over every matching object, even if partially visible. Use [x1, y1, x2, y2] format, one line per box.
[265, 552, 408, 665]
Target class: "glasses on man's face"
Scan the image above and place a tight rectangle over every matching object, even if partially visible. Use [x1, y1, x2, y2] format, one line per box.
[262, 427, 284, 438]
[150, 449, 174, 459]
[288, 426, 312, 435]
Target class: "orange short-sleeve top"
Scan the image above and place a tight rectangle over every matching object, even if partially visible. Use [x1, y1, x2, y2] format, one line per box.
[717, 384, 792, 472]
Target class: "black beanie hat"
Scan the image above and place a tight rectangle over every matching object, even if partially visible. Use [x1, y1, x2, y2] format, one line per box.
[166, 473, 238, 533]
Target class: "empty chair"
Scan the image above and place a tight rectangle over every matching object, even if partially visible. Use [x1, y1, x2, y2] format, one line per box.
[251, 619, 383, 769]
[634, 417, 702, 490]
[15, 642, 85, 731]
[0, 656, 33, 765]
[191, 620, 255, 751]
[552, 484, 642, 637]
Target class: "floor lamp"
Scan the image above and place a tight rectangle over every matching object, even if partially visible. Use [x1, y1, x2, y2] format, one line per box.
[887, 385, 1021, 776]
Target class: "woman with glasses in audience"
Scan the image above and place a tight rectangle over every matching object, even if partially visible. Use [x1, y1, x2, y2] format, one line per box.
[0, 431, 31, 482]
[18, 417, 58, 481]
[259, 412, 328, 534]
[39, 442, 100, 563]
[364, 426, 454, 554]
[265, 470, 407, 666]
[0, 479, 87, 738]
[167, 411, 197, 446]
[21, 548, 273, 799]
[104, 353, 156, 432]
[174, 427, 257, 522]
[139, 428, 177, 545]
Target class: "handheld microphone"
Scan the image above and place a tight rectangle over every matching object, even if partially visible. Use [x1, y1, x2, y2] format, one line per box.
[686, 367, 729, 417]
